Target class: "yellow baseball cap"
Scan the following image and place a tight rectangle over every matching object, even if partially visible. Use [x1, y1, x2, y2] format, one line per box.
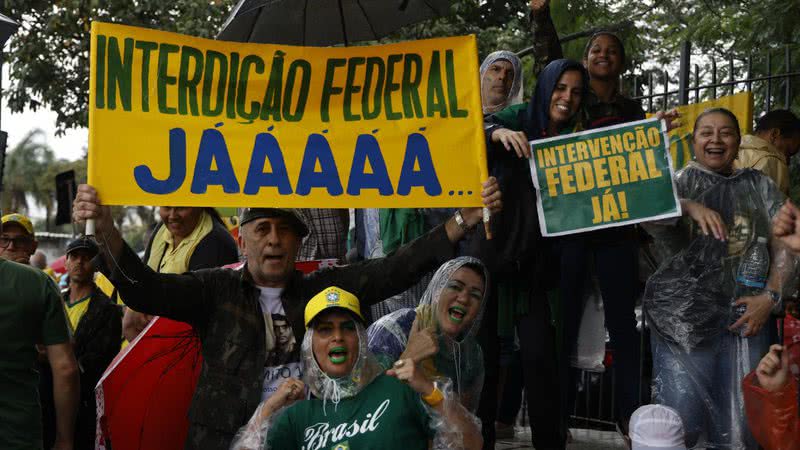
[304, 286, 364, 329]
[1, 213, 34, 236]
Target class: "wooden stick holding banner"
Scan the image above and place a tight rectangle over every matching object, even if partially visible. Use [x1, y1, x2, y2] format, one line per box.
[483, 207, 492, 239]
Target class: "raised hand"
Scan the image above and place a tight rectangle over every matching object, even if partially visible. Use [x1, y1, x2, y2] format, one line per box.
[491, 128, 531, 158]
[387, 358, 435, 398]
[755, 345, 790, 392]
[681, 199, 726, 241]
[400, 316, 439, 363]
[530, 0, 550, 14]
[655, 109, 681, 132]
[72, 184, 113, 234]
[261, 378, 305, 419]
[773, 201, 800, 253]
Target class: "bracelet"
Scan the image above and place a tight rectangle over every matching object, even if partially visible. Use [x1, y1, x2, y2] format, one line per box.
[453, 210, 472, 232]
[422, 387, 444, 406]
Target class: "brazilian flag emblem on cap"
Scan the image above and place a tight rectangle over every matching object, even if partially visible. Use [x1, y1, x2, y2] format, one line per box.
[304, 287, 364, 329]
[332, 442, 349, 450]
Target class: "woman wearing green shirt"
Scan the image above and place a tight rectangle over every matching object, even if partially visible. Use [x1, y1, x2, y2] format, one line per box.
[232, 286, 483, 450]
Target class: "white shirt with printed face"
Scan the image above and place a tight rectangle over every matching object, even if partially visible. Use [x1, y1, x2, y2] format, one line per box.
[257, 286, 303, 401]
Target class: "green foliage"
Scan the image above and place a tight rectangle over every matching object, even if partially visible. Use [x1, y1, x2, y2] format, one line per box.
[1, 0, 237, 134]
[1, 128, 53, 216]
[4, 0, 797, 132]
[3, 0, 799, 218]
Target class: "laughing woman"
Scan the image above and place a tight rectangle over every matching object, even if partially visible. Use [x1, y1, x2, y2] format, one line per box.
[232, 287, 483, 450]
[643, 108, 795, 449]
[366, 257, 489, 412]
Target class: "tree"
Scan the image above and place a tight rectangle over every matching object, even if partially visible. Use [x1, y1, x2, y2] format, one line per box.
[4, 0, 797, 131]
[1, 128, 54, 220]
[2, 0, 238, 134]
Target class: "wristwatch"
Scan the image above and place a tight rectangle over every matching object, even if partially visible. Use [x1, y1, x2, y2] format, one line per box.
[766, 289, 783, 315]
[453, 210, 472, 232]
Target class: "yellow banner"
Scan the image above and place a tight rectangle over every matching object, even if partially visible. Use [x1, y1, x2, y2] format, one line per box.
[88, 23, 488, 208]
[648, 92, 753, 168]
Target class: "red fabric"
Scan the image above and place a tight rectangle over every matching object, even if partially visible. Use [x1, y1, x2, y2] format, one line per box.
[50, 254, 66, 274]
[743, 371, 800, 450]
[95, 318, 202, 450]
[784, 313, 800, 378]
[95, 260, 335, 449]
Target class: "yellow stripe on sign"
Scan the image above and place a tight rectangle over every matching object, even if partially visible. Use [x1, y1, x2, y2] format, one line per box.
[89, 22, 488, 209]
[646, 92, 753, 169]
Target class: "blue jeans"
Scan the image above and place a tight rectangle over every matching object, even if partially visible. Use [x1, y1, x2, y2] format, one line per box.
[651, 326, 772, 449]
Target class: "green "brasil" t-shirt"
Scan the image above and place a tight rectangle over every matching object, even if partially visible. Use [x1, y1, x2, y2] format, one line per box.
[267, 374, 434, 450]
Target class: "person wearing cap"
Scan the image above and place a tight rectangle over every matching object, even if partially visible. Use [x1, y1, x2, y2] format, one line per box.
[628, 404, 688, 450]
[231, 287, 483, 450]
[72, 179, 501, 450]
[0, 214, 79, 450]
[0, 212, 39, 264]
[123, 206, 239, 342]
[43, 236, 122, 450]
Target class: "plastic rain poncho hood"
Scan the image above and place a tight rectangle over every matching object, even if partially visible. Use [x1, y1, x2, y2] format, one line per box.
[643, 161, 795, 449]
[480, 51, 524, 114]
[367, 257, 489, 411]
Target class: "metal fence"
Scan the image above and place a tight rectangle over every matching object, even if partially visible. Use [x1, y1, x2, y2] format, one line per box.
[628, 41, 799, 117]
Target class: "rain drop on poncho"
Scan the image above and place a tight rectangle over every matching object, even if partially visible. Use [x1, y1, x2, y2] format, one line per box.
[231, 315, 481, 450]
[643, 162, 796, 449]
[366, 257, 489, 412]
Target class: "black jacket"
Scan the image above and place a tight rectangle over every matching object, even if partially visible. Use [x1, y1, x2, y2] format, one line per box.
[470, 60, 588, 277]
[103, 225, 455, 449]
[65, 286, 122, 450]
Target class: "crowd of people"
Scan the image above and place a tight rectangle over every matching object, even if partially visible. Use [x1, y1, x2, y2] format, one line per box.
[3, 1, 800, 449]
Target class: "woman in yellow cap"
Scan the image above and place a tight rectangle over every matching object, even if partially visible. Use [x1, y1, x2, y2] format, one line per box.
[232, 286, 483, 450]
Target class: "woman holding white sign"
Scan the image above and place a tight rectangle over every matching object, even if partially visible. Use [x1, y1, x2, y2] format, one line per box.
[643, 107, 795, 449]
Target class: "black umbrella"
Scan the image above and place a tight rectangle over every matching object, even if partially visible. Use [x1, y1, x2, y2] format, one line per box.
[217, 0, 451, 46]
[0, 12, 18, 49]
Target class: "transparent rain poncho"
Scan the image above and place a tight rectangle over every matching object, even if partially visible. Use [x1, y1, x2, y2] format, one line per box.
[366, 257, 489, 412]
[643, 162, 797, 449]
[480, 51, 524, 114]
[231, 316, 482, 450]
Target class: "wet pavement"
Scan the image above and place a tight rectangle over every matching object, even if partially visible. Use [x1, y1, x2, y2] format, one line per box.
[495, 427, 627, 449]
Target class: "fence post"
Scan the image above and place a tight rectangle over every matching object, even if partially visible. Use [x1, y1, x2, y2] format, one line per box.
[786, 45, 792, 109]
[766, 52, 772, 111]
[678, 41, 691, 105]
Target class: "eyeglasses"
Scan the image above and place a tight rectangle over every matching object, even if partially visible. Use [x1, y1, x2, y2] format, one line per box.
[0, 236, 33, 249]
